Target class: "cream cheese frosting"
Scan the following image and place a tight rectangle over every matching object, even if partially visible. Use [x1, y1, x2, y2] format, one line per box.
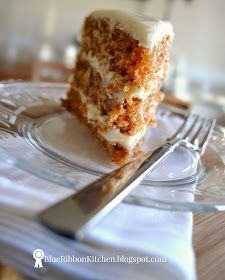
[81, 52, 114, 86]
[90, 9, 174, 49]
[101, 127, 145, 150]
[86, 103, 108, 124]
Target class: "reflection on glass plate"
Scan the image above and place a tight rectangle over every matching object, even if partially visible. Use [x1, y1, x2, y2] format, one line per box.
[0, 82, 224, 212]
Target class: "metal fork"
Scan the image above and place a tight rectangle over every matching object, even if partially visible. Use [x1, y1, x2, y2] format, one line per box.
[39, 112, 216, 239]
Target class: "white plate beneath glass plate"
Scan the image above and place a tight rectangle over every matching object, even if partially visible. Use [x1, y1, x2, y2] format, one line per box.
[0, 82, 224, 212]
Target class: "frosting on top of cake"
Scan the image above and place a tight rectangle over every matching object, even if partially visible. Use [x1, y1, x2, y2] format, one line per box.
[90, 9, 174, 49]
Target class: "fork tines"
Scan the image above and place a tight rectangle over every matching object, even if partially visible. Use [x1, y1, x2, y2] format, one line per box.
[168, 111, 216, 154]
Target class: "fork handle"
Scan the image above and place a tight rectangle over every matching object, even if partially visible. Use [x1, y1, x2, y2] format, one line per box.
[39, 144, 175, 239]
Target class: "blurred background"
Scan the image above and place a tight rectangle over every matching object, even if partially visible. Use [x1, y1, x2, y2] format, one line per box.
[0, 0, 224, 123]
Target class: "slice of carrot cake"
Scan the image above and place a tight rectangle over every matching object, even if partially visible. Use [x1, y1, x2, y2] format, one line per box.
[63, 9, 174, 164]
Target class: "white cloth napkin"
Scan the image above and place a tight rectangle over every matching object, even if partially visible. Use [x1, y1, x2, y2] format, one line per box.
[0, 107, 198, 279]
[0, 153, 196, 280]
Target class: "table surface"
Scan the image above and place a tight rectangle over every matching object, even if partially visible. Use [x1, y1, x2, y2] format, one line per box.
[193, 212, 225, 280]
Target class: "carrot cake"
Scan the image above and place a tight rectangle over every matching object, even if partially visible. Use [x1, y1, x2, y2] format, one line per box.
[63, 10, 174, 164]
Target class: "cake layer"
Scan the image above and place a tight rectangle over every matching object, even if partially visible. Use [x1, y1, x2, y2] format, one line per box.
[90, 10, 174, 49]
[81, 16, 171, 91]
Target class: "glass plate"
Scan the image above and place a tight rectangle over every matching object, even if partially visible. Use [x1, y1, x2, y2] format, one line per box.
[0, 82, 224, 212]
